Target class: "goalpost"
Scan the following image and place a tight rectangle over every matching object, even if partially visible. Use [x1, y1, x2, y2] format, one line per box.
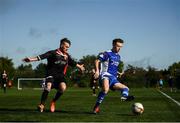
[17, 78, 45, 90]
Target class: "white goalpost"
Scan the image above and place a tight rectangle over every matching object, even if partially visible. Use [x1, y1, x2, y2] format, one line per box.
[17, 78, 45, 90]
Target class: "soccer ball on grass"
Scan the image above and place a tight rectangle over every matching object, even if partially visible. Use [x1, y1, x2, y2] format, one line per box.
[132, 102, 144, 115]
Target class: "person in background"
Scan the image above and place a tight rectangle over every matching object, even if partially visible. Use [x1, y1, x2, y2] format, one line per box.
[1, 70, 8, 93]
[159, 77, 163, 90]
[90, 68, 99, 96]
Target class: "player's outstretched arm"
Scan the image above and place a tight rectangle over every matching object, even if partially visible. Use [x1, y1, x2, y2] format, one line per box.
[22, 56, 39, 63]
[76, 64, 85, 72]
[117, 71, 124, 77]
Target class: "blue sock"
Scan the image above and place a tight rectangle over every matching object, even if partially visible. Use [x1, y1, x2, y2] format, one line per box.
[121, 88, 129, 97]
[94, 91, 106, 107]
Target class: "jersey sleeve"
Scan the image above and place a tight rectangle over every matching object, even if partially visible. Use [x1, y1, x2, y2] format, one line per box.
[98, 52, 109, 62]
[37, 50, 53, 60]
[68, 55, 77, 67]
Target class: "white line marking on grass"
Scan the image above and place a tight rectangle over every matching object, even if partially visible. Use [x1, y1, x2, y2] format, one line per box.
[158, 90, 180, 106]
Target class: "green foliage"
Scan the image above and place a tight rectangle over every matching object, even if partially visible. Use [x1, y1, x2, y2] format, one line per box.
[14, 64, 35, 86]
[0, 57, 15, 80]
[15, 64, 35, 78]
[1, 55, 180, 89]
[122, 65, 146, 88]
[34, 63, 46, 78]
[71, 55, 97, 87]
[145, 66, 160, 87]
[168, 62, 180, 89]
[118, 61, 124, 72]
[79, 55, 97, 72]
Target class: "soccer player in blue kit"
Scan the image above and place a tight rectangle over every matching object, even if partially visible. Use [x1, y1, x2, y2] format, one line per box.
[23, 38, 85, 112]
[93, 38, 134, 114]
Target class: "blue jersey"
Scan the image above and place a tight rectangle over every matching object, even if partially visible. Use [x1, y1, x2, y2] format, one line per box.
[98, 50, 121, 78]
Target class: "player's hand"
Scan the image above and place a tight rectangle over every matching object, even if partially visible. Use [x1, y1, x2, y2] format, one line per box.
[22, 57, 31, 62]
[94, 71, 99, 79]
[78, 64, 85, 72]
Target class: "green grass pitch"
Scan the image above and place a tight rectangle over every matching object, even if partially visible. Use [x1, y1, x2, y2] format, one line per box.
[0, 87, 180, 122]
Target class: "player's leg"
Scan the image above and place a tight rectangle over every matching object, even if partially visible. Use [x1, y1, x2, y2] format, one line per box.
[92, 81, 96, 96]
[93, 80, 99, 96]
[38, 77, 53, 112]
[92, 86, 96, 95]
[90, 79, 96, 96]
[93, 78, 109, 114]
[113, 83, 134, 101]
[38, 82, 52, 112]
[54, 82, 66, 101]
[50, 82, 66, 112]
[3, 83, 6, 93]
[113, 83, 129, 97]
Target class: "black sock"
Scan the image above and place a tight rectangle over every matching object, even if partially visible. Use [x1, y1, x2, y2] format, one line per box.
[41, 90, 49, 105]
[53, 91, 63, 102]
[93, 89, 96, 94]
[4, 87, 6, 93]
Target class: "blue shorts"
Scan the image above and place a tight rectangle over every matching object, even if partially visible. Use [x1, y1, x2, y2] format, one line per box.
[99, 74, 120, 90]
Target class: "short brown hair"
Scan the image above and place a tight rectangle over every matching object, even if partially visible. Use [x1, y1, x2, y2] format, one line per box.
[112, 38, 124, 45]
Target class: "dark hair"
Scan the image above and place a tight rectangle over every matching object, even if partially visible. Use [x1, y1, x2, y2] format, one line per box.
[112, 38, 124, 45]
[60, 38, 71, 45]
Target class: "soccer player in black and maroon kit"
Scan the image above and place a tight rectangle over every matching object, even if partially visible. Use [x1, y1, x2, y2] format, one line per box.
[1, 70, 8, 93]
[22, 38, 85, 112]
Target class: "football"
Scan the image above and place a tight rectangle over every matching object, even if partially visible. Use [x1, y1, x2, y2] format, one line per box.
[132, 102, 144, 115]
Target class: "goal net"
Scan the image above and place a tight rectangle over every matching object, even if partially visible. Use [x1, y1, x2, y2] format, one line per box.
[17, 78, 45, 90]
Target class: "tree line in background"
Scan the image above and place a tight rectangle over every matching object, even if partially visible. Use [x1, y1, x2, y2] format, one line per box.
[0, 56, 180, 89]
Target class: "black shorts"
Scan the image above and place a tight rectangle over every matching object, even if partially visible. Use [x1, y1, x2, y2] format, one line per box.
[2, 79, 7, 84]
[45, 75, 66, 89]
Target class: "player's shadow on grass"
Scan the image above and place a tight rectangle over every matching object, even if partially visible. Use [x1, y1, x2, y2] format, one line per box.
[0, 108, 93, 115]
[54, 110, 134, 115]
[116, 113, 137, 117]
[0, 108, 38, 113]
[0, 108, 135, 116]
[48, 109, 93, 115]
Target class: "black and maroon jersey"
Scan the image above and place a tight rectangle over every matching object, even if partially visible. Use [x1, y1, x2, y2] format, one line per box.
[37, 49, 77, 78]
[1, 73, 8, 84]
